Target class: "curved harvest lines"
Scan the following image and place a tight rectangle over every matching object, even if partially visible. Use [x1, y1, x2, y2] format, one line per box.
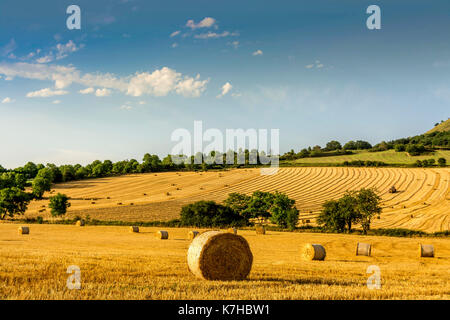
[26, 167, 450, 233]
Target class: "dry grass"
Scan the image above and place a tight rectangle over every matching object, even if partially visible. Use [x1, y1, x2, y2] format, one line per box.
[0, 223, 449, 300]
[23, 167, 450, 233]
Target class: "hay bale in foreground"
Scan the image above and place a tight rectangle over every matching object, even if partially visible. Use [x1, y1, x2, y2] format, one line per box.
[156, 230, 168, 239]
[227, 227, 237, 235]
[419, 244, 434, 258]
[18, 226, 29, 234]
[255, 225, 265, 235]
[301, 243, 326, 261]
[356, 242, 372, 256]
[187, 231, 253, 280]
[188, 230, 199, 240]
[76, 220, 85, 226]
[130, 226, 139, 233]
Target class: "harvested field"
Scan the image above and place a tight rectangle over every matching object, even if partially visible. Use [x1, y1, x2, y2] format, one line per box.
[23, 167, 450, 233]
[0, 224, 448, 299]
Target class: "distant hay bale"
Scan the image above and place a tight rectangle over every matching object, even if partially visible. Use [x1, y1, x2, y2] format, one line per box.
[227, 227, 237, 234]
[18, 226, 29, 234]
[255, 225, 265, 235]
[76, 220, 85, 226]
[156, 230, 168, 239]
[356, 242, 372, 256]
[188, 230, 199, 240]
[419, 244, 434, 258]
[388, 186, 397, 193]
[187, 231, 253, 280]
[91, 202, 96, 204]
[130, 226, 139, 233]
[130, 202, 134, 206]
[301, 243, 326, 261]
[117, 202, 122, 205]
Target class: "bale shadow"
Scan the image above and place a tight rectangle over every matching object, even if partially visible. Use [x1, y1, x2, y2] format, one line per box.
[256, 277, 357, 287]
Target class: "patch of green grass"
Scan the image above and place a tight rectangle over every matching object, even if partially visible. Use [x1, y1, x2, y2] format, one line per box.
[286, 149, 450, 165]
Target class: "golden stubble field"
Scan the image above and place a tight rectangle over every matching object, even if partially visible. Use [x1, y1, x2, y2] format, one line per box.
[0, 224, 449, 300]
[24, 167, 450, 233]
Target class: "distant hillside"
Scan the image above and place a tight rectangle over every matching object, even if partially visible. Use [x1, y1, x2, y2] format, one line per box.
[427, 119, 450, 134]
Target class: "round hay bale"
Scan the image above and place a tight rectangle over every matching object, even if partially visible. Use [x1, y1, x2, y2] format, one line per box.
[130, 226, 139, 233]
[255, 225, 265, 235]
[356, 242, 372, 256]
[76, 220, 85, 226]
[156, 230, 168, 239]
[187, 231, 253, 280]
[227, 227, 237, 235]
[301, 243, 326, 261]
[18, 226, 29, 234]
[419, 244, 434, 258]
[188, 230, 199, 240]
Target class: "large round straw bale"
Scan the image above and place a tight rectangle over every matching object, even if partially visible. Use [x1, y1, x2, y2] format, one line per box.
[156, 230, 168, 239]
[18, 226, 29, 234]
[356, 242, 372, 256]
[76, 220, 85, 226]
[255, 225, 265, 235]
[419, 244, 434, 258]
[130, 226, 139, 233]
[187, 231, 253, 280]
[227, 227, 237, 234]
[188, 230, 199, 240]
[301, 243, 326, 261]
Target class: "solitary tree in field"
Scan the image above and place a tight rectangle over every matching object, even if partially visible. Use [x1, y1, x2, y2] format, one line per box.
[354, 188, 381, 234]
[32, 176, 52, 199]
[48, 193, 71, 217]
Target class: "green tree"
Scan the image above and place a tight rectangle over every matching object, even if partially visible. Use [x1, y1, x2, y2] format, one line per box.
[325, 140, 342, 151]
[242, 191, 275, 221]
[438, 157, 447, 167]
[354, 188, 381, 234]
[317, 199, 346, 232]
[223, 193, 251, 216]
[32, 176, 52, 199]
[180, 200, 246, 227]
[269, 191, 299, 229]
[48, 193, 71, 217]
[0, 187, 31, 220]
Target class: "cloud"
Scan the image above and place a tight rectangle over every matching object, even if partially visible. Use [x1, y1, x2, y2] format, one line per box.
[170, 30, 181, 37]
[79, 87, 94, 94]
[52, 100, 61, 104]
[95, 88, 111, 97]
[186, 17, 216, 29]
[171, 43, 178, 48]
[1, 97, 14, 103]
[36, 40, 84, 63]
[228, 41, 239, 49]
[138, 101, 146, 105]
[1, 39, 17, 57]
[194, 31, 238, 39]
[0, 62, 208, 98]
[127, 67, 209, 97]
[120, 104, 132, 110]
[305, 60, 325, 69]
[26, 88, 69, 98]
[252, 49, 263, 56]
[216, 82, 232, 98]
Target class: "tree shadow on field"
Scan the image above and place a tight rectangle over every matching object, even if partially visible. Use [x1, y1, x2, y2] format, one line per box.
[256, 277, 357, 287]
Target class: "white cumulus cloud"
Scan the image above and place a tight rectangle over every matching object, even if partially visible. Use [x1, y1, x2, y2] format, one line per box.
[95, 88, 111, 97]
[252, 49, 263, 56]
[1, 97, 14, 103]
[186, 17, 216, 29]
[216, 82, 232, 98]
[26, 88, 69, 98]
[79, 87, 94, 94]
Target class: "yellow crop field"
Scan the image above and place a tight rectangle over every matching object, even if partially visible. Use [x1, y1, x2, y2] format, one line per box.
[0, 224, 449, 300]
[25, 167, 450, 233]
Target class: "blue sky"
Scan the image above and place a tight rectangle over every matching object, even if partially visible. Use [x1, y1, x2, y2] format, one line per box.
[0, 0, 449, 168]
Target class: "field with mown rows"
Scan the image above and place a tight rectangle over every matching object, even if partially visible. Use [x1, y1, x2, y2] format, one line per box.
[23, 167, 450, 233]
